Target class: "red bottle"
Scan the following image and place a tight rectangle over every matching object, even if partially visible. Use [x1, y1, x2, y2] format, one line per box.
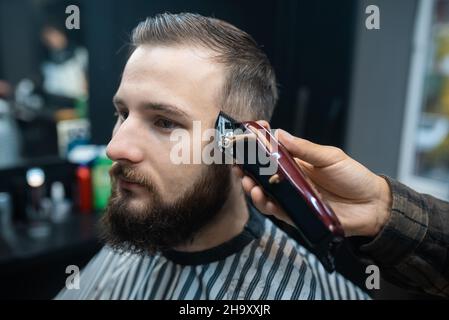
[76, 165, 92, 214]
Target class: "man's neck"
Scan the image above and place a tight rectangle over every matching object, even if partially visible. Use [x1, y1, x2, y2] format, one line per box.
[173, 181, 249, 252]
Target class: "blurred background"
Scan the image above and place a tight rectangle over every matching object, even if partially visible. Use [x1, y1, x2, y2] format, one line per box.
[0, 0, 447, 299]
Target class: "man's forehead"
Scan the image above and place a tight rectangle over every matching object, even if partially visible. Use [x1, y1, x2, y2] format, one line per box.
[123, 45, 223, 85]
[118, 45, 225, 119]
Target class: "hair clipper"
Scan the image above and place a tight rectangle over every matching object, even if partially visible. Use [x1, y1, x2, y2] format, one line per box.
[215, 111, 345, 272]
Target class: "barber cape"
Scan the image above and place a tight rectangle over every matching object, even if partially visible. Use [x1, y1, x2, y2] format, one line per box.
[56, 205, 370, 300]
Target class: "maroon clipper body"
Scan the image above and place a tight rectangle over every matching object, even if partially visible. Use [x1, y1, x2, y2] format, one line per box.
[215, 111, 345, 272]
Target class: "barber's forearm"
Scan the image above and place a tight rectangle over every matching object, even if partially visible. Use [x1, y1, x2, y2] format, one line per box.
[354, 176, 449, 297]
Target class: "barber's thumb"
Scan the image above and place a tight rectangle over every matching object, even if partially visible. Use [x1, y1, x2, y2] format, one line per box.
[275, 129, 309, 160]
[275, 129, 340, 167]
[275, 129, 293, 141]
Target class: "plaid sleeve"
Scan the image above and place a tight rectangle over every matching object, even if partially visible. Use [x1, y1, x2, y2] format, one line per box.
[349, 176, 449, 298]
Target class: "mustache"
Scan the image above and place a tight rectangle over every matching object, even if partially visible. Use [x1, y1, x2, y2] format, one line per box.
[109, 162, 154, 191]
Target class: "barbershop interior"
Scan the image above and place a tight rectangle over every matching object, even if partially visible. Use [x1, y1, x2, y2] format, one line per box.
[0, 0, 447, 300]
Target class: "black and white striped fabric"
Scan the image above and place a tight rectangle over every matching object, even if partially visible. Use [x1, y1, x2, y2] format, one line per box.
[56, 206, 370, 300]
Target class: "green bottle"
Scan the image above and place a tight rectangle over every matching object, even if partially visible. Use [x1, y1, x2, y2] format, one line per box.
[92, 147, 113, 213]
[75, 96, 88, 119]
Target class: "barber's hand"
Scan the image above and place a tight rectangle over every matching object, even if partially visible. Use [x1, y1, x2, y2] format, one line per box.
[238, 129, 392, 237]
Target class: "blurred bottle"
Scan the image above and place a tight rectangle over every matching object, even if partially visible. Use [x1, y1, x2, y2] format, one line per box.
[14, 78, 43, 111]
[92, 147, 113, 213]
[0, 192, 19, 246]
[26, 167, 51, 238]
[50, 181, 71, 223]
[0, 100, 21, 168]
[0, 192, 13, 235]
[75, 96, 88, 119]
[76, 165, 92, 214]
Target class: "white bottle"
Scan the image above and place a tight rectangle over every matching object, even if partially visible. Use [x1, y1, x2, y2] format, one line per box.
[0, 100, 21, 168]
[50, 181, 71, 223]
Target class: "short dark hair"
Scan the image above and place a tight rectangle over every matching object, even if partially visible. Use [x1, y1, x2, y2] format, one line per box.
[130, 12, 278, 121]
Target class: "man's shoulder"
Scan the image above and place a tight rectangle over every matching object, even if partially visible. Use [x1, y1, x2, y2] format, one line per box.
[254, 216, 370, 300]
[256, 216, 310, 260]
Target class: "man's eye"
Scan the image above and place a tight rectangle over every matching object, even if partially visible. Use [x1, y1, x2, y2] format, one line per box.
[154, 118, 179, 130]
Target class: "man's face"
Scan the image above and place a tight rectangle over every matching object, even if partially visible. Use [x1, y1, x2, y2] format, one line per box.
[102, 45, 232, 253]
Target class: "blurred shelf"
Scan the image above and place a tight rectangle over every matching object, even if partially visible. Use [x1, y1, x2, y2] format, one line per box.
[0, 212, 102, 299]
[0, 212, 100, 269]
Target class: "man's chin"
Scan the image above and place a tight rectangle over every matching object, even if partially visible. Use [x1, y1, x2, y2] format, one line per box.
[113, 193, 154, 215]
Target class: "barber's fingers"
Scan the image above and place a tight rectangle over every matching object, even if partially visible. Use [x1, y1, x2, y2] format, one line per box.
[255, 120, 270, 130]
[232, 166, 244, 178]
[275, 129, 347, 168]
[241, 175, 257, 194]
[241, 176, 285, 218]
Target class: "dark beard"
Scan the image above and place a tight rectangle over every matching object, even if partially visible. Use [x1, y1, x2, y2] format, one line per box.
[99, 162, 231, 255]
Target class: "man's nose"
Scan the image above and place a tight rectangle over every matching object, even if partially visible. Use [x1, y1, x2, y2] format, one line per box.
[106, 121, 145, 164]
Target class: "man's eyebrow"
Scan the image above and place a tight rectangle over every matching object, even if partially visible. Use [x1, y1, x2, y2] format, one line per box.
[142, 102, 190, 119]
[112, 95, 190, 119]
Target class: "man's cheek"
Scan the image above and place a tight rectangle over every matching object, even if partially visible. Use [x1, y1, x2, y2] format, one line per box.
[160, 163, 198, 195]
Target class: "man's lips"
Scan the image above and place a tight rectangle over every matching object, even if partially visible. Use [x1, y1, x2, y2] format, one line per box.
[118, 177, 145, 191]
